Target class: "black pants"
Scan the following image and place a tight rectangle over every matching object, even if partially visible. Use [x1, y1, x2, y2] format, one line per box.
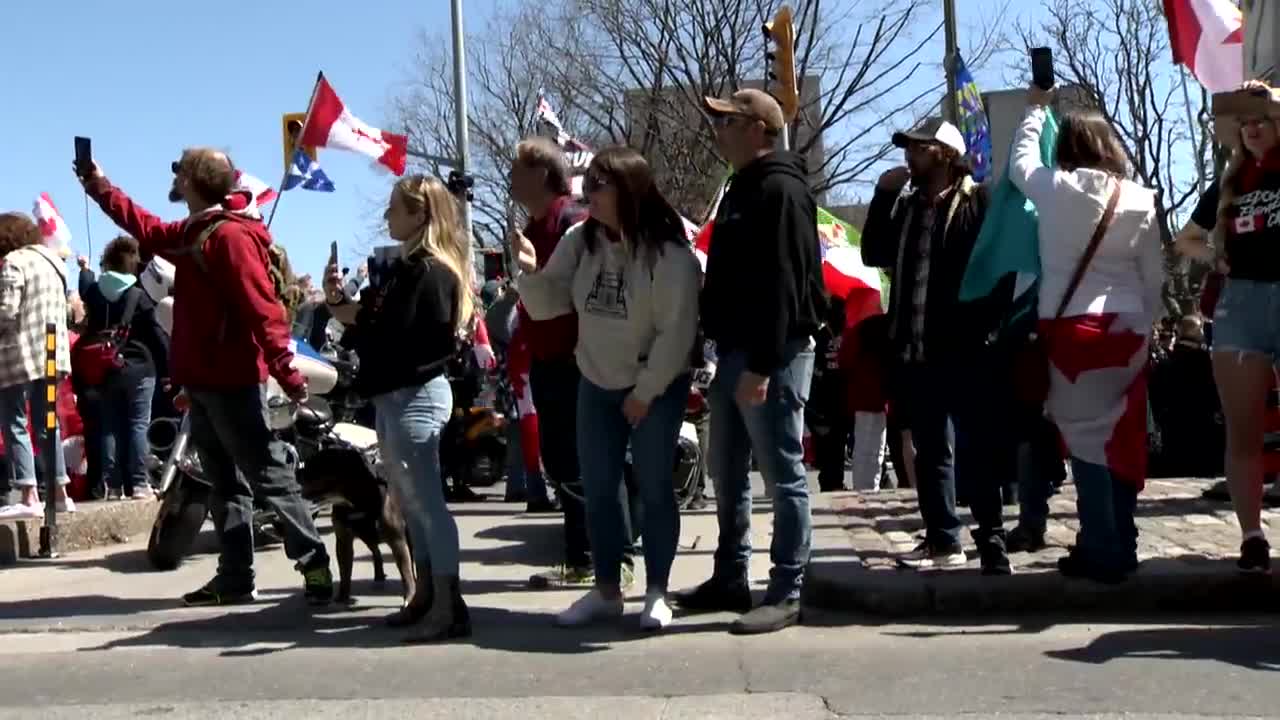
[898, 352, 1016, 548]
[78, 386, 104, 497]
[530, 358, 636, 570]
[189, 386, 329, 588]
[812, 410, 850, 491]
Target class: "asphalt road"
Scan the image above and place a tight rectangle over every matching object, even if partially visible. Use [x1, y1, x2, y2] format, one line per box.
[2, 483, 1279, 718]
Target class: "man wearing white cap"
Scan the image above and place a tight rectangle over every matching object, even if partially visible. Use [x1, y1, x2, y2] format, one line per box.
[861, 117, 1019, 576]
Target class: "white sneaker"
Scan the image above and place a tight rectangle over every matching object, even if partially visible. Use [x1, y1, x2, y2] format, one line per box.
[0, 503, 41, 520]
[106, 489, 124, 501]
[554, 589, 624, 627]
[130, 485, 155, 500]
[640, 591, 673, 631]
[56, 496, 76, 514]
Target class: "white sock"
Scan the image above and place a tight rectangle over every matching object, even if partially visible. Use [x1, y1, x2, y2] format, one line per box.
[640, 590, 673, 630]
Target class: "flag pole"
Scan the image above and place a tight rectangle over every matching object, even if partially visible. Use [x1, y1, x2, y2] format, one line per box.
[267, 71, 324, 230]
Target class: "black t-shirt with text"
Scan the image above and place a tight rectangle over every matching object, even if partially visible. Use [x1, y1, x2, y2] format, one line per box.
[1222, 169, 1280, 282]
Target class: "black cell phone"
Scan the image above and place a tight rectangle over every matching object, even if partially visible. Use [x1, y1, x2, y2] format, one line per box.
[1031, 47, 1055, 90]
[74, 136, 92, 177]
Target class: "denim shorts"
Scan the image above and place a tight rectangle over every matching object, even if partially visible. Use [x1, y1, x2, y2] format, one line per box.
[1213, 277, 1280, 360]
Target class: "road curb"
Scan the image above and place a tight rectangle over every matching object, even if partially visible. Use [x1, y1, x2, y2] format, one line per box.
[0, 500, 157, 565]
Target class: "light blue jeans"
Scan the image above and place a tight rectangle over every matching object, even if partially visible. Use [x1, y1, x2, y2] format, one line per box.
[0, 379, 68, 488]
[710, 338, 815, 602]
[578, 374, 691, 591]
[374, 376, 459, 574]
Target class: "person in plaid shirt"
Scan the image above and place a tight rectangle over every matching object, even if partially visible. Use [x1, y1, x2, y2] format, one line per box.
[0, 213, 73, 520]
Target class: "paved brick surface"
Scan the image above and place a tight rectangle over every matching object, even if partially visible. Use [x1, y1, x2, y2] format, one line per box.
[803, 478, 1280, 615]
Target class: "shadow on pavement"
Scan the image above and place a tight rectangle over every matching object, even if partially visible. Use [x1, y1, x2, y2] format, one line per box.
[79, 599, 734, 657]
[1044, 625, 1280, 671]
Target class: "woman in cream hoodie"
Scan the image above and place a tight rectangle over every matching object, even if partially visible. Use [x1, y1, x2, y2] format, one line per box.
[517, 146, 700, 631]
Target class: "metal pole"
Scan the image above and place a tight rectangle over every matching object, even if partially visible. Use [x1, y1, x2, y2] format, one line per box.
[450, 0, 474, 246]
[943, 0, 960, 125]
[1178, 67, 1206, 193]
[38, 322, 58, 558]
[267, 72, 324, 230]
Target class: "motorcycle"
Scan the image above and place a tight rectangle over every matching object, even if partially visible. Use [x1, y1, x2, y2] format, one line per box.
[145, 339, 366, 570]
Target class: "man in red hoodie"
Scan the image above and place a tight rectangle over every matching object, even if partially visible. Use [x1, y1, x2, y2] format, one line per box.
[78, 148, 332, 607]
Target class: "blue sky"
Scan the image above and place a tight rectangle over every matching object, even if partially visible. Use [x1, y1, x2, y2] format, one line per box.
[0, 0, 1039, 281]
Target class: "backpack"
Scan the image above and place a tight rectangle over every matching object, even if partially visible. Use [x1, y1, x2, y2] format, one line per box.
[180, 217, 303, 324]
[71, 287, 142, 386]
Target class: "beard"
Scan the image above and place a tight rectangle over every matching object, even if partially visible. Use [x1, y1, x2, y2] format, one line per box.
[168, 179, 183, 203]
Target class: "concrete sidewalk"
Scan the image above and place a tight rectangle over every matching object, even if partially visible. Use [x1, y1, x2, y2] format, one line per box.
[804, 477, 1280, 616]
[0, 483, 785, 635]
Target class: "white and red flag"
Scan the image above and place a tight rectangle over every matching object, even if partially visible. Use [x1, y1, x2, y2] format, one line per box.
[1164, 0, 1244, 93]
[233, 169, 278, 209]
[33, 193, 72, 259]
[301, 75, 408, 176]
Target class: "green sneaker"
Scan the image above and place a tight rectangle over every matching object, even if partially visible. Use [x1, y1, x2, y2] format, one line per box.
[303, 567, 334, 606]
[528, 565, 596, 589]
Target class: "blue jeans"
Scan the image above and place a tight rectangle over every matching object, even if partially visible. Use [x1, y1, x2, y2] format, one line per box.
[374, 376, 459, 575]
[578, 374, 691, 591]
[709, 338, 814, 602]
[0, 380, 67, 489]
[189, 385, 329, 588]
[1016, 414, 1062, 534]
[102, 375, 155, 493]
[1071, 458, 1139, 571]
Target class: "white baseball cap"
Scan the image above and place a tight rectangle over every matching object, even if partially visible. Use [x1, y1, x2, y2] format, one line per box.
[892, 118, 967, 156]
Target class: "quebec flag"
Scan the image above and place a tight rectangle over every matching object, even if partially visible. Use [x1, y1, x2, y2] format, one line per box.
[282, 149, 335, 192]
[954, 53, 993, 183]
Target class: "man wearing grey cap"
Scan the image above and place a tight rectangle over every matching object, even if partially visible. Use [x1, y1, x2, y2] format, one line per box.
[861, 117, 1018, 576]
[676, 89, 825, 634]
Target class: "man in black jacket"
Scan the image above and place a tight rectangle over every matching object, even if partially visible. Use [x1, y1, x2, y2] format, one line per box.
[861, 118, 1016, 576]
[675, 89, 825, 634]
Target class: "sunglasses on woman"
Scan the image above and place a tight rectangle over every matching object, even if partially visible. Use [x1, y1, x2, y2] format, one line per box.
[582, 171, 611, 195]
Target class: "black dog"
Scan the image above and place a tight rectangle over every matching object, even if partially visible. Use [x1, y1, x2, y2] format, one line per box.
[298, 445, 414, 606]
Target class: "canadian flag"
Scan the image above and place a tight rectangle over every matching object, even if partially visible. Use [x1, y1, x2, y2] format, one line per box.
[33, 193, 72, 259]
[301, 75, 408, 176]
[1164, 0, 1244, 93]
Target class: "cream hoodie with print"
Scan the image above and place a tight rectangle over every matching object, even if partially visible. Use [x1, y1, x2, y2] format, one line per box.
[519, 222, 700, 403]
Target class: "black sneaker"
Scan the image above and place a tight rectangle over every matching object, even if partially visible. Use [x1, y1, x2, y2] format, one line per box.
[673, 577, 753, 615]
[897, 540, 967, 569]
[303, 566, 335, 606]
[525, 497, 560, 514]
[1057, 551, 1125, 585]
[1006, 525, 1047, 553]
[979, 540, 1013, 576]
[1237, 536, 1272, 575]
[182, 580, 257, 607]
[730, 599, 801, 635]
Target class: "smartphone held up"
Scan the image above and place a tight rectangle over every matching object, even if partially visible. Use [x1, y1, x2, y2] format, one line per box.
[74, 136, 93, 179]
[1031, 47, 1055, 91]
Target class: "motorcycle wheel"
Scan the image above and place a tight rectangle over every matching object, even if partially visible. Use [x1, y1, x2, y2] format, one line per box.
[146, 477, 211, 571]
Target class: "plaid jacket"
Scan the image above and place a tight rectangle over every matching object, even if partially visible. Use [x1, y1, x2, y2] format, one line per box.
[0, 245, 70, 389]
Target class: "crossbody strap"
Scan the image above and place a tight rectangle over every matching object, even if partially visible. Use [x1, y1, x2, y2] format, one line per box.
[1054, 180, 1122, 319]
[118, 287, 143, 329]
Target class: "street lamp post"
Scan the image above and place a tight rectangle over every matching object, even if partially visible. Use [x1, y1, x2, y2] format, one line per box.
[943, 0, 960, 125]
[450, 0, 473, 246]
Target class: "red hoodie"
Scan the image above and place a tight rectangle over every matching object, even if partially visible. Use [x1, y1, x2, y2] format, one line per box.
[84, 178, 304, 396]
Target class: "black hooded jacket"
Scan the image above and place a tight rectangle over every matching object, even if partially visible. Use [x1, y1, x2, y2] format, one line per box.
[700, 152, 825, 376]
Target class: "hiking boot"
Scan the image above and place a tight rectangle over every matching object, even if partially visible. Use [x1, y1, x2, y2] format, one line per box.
[673, 577, 752, 615]
[182, 579, 257, 607]
[729, 599, 801, 635]
[528, 565, 595, 589]
[303, 566, 334, 606]
[1006, 525, 1047, 553]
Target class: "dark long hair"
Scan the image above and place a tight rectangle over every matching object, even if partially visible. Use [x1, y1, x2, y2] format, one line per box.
[582, 146, 687, 257]
[1055, 111, 1130, 177]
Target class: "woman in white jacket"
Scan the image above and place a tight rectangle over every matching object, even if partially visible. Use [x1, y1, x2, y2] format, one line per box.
[517, 147, 701, 631]
[1009, 87, 1165, 584]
